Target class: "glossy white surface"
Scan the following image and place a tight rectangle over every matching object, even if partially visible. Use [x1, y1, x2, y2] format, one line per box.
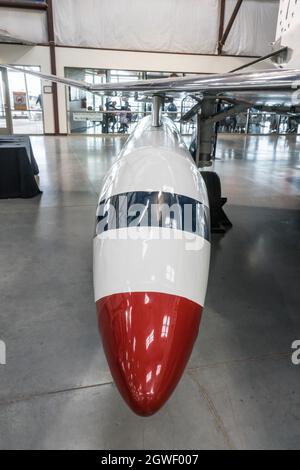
[93, 116, 211, 306]
[99, 116, 209, 206]
[94, 227, 210, 306]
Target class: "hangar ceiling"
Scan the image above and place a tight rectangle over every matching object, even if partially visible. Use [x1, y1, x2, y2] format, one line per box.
[0, 0, 280, 57]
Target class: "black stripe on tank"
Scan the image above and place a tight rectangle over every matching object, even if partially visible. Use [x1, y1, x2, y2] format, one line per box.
[96, 191, 210, 242]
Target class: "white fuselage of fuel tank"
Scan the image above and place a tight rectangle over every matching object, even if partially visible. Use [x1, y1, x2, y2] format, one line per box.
[93, 115, 211, 415]
[93, 115, 211, 307]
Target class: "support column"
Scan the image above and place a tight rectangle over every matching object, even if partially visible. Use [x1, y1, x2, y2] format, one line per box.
[46, 0, 60, 135]
[152, 95, 163, 127]
[195, 100, 217, 167]
[1, 68, 13, 134]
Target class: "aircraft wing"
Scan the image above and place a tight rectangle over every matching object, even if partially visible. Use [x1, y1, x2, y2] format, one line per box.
[91, 69, 300, 94]
[1, 64, 300, 107]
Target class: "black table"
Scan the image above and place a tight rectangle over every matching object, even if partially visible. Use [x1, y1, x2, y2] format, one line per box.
[0, 137, 42, 199]
[0, 136, 39, 175]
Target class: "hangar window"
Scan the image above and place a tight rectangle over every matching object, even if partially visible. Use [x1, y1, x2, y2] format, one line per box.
[217, 107, 300, 136]
[65, 67, 196, 137]
[1, 66, 44, 135]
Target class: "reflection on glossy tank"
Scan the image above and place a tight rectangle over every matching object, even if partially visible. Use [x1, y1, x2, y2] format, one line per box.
[93, 116, 210, 416]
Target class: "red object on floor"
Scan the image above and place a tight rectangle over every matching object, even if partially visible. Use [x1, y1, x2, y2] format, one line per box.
[97, 291, 202, 416]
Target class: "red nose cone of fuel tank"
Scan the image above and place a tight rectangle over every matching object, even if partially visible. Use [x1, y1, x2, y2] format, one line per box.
[97, 292, 202, 416]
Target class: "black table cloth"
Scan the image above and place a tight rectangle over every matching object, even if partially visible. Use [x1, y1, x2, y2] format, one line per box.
[0, 146, 42, 199]
[0, 136, 39, 176]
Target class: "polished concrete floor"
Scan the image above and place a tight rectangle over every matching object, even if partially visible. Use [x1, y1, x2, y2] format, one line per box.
[0, 133, 299, 449]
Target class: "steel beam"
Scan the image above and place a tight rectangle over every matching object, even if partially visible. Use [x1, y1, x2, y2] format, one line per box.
[218, 0, 244, 55]
[46, 0, 60, 134]
[229, 47, 289, 73]
[0, 0, 47, 10]
[205, 104, 248, 125]
[217, 0, 226, 55]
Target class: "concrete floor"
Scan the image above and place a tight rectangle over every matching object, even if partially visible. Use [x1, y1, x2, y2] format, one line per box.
[0, 133, 299, 450]
[12, 117, 44, 135]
